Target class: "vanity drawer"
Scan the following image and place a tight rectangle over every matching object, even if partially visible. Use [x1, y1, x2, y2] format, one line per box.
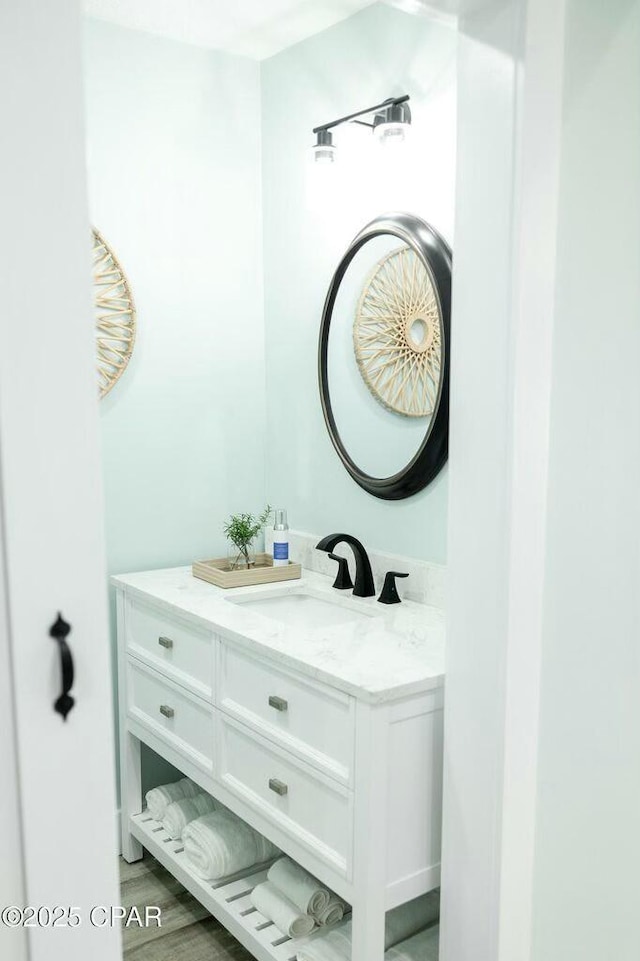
[218, 643, 355, 785]
[125, 598, 213, 701]
[127, 660, 214, 774]
[218, 714, 352, 877]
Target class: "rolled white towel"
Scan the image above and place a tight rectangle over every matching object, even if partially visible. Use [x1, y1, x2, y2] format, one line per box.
[385, 925, 439, 961]
[296, 891, 440, 961]
[145, 777, 199, 821]
[268, 857, 330, 915]
[251, 881, 316, 939]
[182, 810, 279, 880]
[162, 792, 220, 840]
[312, 894, 346, 927]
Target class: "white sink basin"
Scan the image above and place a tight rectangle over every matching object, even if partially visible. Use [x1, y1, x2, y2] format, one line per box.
[228, 589, 372, 629]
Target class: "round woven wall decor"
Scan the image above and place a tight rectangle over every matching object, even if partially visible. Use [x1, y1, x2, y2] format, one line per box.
[92, 228, 136, 398]
[354, 245, 442, 418]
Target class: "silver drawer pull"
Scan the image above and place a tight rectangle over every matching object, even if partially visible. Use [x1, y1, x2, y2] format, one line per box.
[158, 636, 173, 649]
[268, 695, 288, 712]
[159, 704, 174, 719]
[269, 778, 288, 796]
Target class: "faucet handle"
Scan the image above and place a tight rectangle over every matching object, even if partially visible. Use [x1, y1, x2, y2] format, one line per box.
[378, 571, 409, 605]
[328, 552, 354, 591]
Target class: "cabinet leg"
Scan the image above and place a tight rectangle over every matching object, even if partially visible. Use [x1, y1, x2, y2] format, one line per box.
[352, 701, 388, 960]
[351, 898, 386, 961]
[120, 731, 143, 862]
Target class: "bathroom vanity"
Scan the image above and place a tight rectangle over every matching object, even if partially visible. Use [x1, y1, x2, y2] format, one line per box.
[114, 565, 444, 961]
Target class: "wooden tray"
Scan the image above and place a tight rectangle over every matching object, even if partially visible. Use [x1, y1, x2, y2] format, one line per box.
[192, 553, 301, 589]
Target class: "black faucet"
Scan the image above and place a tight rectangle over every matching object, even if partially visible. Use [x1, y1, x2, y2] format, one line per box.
[315, 533, 376, 598]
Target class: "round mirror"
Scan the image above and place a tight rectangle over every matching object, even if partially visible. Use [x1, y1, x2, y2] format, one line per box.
[319, 213, 451, 500]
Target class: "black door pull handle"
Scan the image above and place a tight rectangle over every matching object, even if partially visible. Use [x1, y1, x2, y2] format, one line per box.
[50, 613, 75, 721]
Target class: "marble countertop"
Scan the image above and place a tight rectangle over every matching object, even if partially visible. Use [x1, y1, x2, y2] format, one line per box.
[111, 566, 445, 704]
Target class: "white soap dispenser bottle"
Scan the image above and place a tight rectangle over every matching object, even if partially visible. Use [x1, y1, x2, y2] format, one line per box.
[272, 509, 289, 567]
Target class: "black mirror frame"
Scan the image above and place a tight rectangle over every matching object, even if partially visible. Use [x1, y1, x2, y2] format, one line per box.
[318, 212, 452, 501]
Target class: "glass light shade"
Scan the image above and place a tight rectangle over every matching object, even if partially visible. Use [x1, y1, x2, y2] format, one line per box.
[375, 121, 408, 145]
[314, 144, 336, 164]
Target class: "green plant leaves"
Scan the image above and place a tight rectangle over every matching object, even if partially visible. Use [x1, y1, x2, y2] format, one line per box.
[223, 504, 272, 551]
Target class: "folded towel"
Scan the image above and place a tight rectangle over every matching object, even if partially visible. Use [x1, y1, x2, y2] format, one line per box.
[386, 891, 440, 948]
[268, 857, 330, 915]
[295, 921, 351, 961]
[182, 810, 279, 880]
[295, 891, 440, 961]
[312, 894, 346, 927]
[162, 792, 220, 840]
[385, 925, 439, 961]
[145, 777, 199, 821]
[251, 881, 316, 939]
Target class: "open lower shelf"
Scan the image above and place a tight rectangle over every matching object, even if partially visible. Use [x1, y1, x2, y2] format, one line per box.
[129, 811, 302, 961]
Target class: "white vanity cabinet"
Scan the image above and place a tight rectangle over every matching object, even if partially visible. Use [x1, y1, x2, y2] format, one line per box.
[114, 569, 444, 961]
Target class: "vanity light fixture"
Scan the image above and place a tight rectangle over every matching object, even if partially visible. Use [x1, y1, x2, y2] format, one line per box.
[312, 94, 411, 163]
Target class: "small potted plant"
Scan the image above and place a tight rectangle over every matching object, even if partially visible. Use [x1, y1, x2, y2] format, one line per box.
[223, 505, 272, 571]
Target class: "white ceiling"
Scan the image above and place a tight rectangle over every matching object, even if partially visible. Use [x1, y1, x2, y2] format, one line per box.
[84, 0, 379, 60]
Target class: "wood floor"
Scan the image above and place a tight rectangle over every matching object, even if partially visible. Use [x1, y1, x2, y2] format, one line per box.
[120, 854, 253, 961]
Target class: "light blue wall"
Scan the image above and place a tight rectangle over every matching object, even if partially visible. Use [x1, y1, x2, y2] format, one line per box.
[83, 19, 265, 795]
[86, 6, 455, 583]
[84, 19, 266, 578]
[261, 3, 456, 563]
